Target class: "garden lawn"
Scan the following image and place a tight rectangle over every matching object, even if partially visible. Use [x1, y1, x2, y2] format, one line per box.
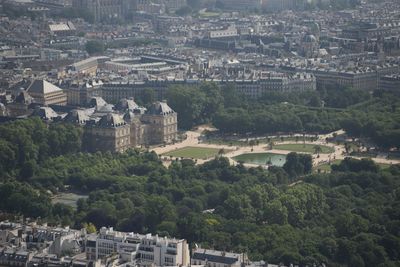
[274, 143, 334, 154]
[163, 146, 224, 159]
[313, 159, 342, 173]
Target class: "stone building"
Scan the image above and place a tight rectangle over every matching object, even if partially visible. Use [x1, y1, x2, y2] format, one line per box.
[26, 80, 67, 106]
[141, 101, 178, 145]
[84, 113, 131, 153]
[7, 91, 35, 117]
[81, 98, 178, 152]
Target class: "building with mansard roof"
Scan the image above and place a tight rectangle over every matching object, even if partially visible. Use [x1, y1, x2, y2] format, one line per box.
[81, 98, 178, 152]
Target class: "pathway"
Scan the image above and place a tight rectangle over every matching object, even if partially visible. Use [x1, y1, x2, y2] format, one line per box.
[151, 129, 400, 168]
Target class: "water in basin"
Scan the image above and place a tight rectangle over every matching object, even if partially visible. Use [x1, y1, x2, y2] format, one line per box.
[233, 153, 286, 167]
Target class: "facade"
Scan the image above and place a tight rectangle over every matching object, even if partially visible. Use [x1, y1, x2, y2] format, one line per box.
[65, 80, 103, 106]
[379, 75, 400, 94]
[231, 72, 316, 98]
[93, 227, 190, 266]
[0, 249, 32, 267]
[0, 221, 285, 267]
[7, 91, 35, 117]
[49, 22, 76, 36]
[208, 26, 238, 39]
[313, 69, 379, 91]
[141, 101, 178, 144]
[85, 113, 131, 153]
[285, 64, 399, 91]
[80, 98, 178, 152]
[99, 74, 316, 103]
[68, 57, 110, 76]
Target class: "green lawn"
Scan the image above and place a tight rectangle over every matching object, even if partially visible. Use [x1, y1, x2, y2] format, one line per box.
[199, 11, 220, 17]
[378, 163, 392, 169]
[204, 136, 316, 147]
[313, 160, 342, 173]
[162, 146, 225, 159]
[314, 161, 394, 173]
[52, 193, 88, 209]
[273, 143, 334, 154]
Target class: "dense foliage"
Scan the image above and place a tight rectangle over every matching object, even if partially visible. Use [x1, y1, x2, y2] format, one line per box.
[0, 118, 399, 266]
[1, 150, 399, 266]
[85, 40, 105, 55]
[341, 97, 400, 149]
[0, 117, 82, 177]
[166, 83, 400, 149]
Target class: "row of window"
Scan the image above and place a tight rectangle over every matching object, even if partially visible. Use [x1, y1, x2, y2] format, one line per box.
[141, 254, 154, 261]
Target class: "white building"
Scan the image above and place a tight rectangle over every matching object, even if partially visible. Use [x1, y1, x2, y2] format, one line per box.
[93, 227, 190, 266]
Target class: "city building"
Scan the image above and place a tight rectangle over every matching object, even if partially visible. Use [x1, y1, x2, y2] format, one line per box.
[191, 248, 249, 267]
[49, 22, 76, 36]
[0, 221, 287, 267]
[379, 75, 400, 94]
[94, 227, 190, 266]
[72, 0, 124, 23]
[79, 97, 178, 152]
[84, 113, 131, 153]
[25, 80, 67, 106]
[68, 57, 110, 76]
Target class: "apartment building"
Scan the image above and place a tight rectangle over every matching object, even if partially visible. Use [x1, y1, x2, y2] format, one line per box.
[191, 248, 248, 267]
[68, 57, 110, 76]
[93, 227, 190, 266]
[208, 26, 238, 39]
[99, 73, 315, 102]
[379, 75, 400, 94]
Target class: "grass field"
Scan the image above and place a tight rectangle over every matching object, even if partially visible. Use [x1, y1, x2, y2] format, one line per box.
[314, 160, 342, 173]
[273, 143, 334, 154]
[198, 11, 220, 17]
[378, 163, 392, 169]
[314, 161, 394, 173]
[204, 136, 316, 147]
[163, 146, 225, 159]
[52, 193, 88, 209]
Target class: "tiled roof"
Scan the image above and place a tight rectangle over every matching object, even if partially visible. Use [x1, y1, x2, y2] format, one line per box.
[27, 80, 63, 94]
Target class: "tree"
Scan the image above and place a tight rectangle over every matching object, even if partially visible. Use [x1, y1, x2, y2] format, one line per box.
[283, 152, 312, 178]
[313, 145, 322, 155]
[140, 88, 155, 106]
[145, 196, 177, 231]
[175, 5, 192, 16]
[264, 200, 288, 225]
[331, 157, 379, 173]
[85, 40, 104, 55]
[82, 222, 97, 233]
